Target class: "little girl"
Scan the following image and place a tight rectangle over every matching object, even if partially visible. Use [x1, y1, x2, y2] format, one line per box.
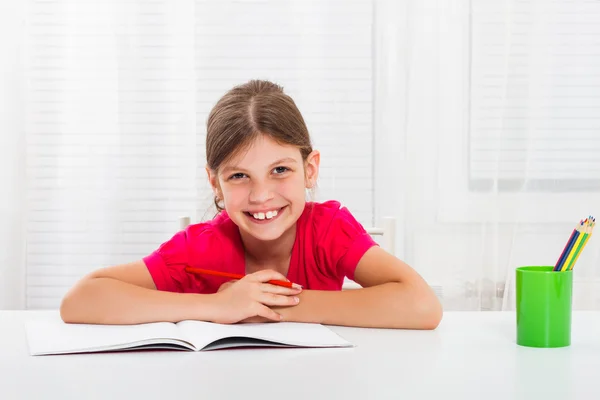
[61, 80, 442, 329]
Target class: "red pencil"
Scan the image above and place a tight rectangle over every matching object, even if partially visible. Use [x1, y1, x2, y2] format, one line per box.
[184, 267, 302, 289]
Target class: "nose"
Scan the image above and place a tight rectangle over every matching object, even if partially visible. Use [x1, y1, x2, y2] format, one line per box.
[248, 179, 274, 204]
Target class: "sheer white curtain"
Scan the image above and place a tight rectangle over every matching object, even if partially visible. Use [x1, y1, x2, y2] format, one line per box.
[0, 0, 373, 309]
[0, 2, 27, 309]
[1, 0, 199, 309]
[2, 0, 599, 311]
[376, 0, 600, 310]
[21, 1, 199, 309]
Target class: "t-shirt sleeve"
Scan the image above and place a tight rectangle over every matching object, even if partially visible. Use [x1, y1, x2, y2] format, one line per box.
[142, 225, 222, 293]
[315, 203, 379, 281]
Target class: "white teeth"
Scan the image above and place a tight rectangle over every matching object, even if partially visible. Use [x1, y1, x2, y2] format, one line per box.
[252, 209, 279, 220]
[265, 210, 278, 219]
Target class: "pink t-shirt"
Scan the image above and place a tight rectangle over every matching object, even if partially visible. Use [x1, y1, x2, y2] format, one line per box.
[143, 200, 378, 293]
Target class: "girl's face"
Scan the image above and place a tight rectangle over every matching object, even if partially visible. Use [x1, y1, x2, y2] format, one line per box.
[209, 135, 319, 242]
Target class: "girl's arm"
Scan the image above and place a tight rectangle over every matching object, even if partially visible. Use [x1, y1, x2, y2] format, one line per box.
[276, 247, 443, 329]
[60, 261, 217, 324]
[60, 261, 299, 324]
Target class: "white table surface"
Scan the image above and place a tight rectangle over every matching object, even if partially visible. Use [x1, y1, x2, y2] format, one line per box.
[1, 310, 600, 400]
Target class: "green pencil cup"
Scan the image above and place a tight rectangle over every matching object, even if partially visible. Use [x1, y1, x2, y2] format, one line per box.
[516, 266, 573, 348]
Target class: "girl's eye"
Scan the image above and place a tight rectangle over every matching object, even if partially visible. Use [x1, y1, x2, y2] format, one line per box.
[273, 166, 289, 175]
[229, 173, 247, 180]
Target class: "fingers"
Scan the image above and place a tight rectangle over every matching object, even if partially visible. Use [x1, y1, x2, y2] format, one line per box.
[247, 270, 303, 292]
[239, 316, 273, 324]
[259, 292, 300, 307]
[256, 304, 283, 322]
[259, 283, 302, 295]
[247, 269, 289, 284]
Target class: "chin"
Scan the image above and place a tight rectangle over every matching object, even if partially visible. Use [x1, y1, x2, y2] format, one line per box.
[248, 230, 286, 242]
[244, 220, 291, 241]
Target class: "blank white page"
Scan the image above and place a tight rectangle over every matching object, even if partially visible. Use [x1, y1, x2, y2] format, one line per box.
[25, 314, 184, 355]
[176, 320, 353, 350]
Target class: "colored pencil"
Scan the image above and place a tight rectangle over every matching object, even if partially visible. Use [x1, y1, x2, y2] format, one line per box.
[554, 220, 582, 271]
[561, 220, 587, 271]
[568, 219, 595, 271]
[554, 216, 595, 272]
[565, 221, 590, 271]
[184, 267, 303, 289]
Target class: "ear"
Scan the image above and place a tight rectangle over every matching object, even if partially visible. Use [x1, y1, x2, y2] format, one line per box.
[205, 166, 221, 196]
[304, 150, 320, 188]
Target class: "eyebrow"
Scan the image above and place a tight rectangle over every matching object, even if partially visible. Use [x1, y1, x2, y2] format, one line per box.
[220, 157, 299, 175]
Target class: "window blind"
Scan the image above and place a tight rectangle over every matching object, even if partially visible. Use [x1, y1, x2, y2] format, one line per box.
[469, 0, 600, 191]
[193, 0, 373, 222]
[25, 0, 373, 308]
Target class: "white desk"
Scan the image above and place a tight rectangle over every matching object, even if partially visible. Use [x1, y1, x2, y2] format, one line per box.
[2, 311, 600, 400]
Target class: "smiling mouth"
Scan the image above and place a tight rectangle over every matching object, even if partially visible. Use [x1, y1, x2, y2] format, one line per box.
[244, 206, 285, 221]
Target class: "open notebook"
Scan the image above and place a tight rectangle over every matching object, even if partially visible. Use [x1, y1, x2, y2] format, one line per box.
[25, 314, 353, 355]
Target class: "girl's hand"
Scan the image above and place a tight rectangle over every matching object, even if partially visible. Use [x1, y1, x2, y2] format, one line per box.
[212, 269, 302, 324]
[217, 282, 285, 324]
[217, 280, 236, 293]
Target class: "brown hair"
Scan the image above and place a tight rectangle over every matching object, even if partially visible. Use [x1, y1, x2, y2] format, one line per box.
[206, 80, 313, 212]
